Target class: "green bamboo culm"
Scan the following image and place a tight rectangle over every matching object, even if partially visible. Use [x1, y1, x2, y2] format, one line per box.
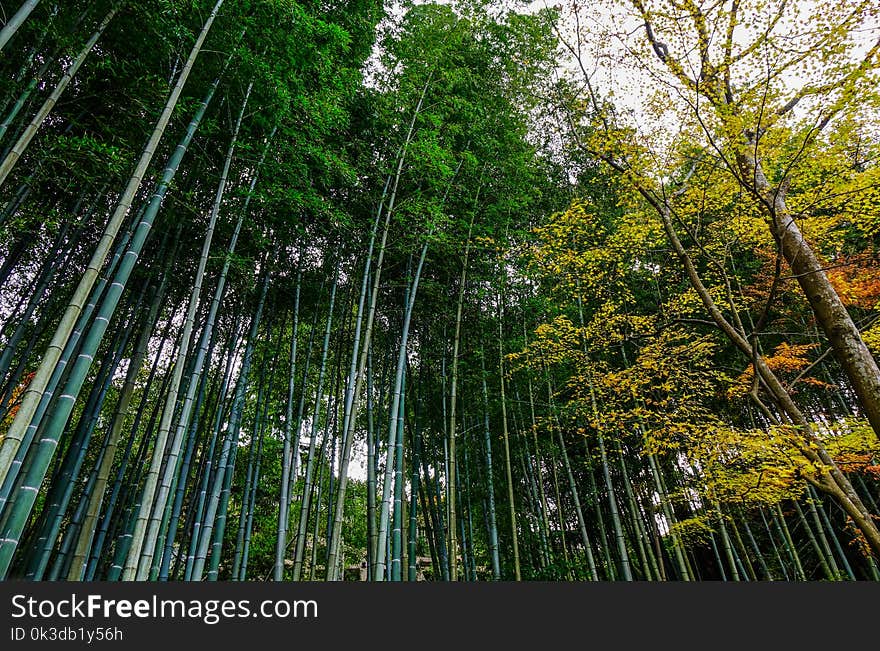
[124, 80, 253, 581]
[0, 2, 227, 577]
[0, 5, 119, 189]
[2, 0, 880, 586]
[189, 270, 270, 581]
[0, 0, 42, 52]
[374, 239, 429, 581]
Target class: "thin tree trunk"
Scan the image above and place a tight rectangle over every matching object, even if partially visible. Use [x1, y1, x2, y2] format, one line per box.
[597, 431, 632, 581]
[547, 442, 573, 579]
[292, 267, 339, 581]
[480, 339, 501, 580]
[325, 77, 433, 578]
[809, 485, 856, 580]
[736, 514, 769, 580]
[232, 342, 273, 580]
[366, 346, 378, 579]
[497, 292, 520, 581]
[618, 444, 655, 580]
[0, 0, 41, 52]
[190, 269, 269, 581]
[407, 400, 420, 581]
[793, 499, 836, 580]
[447, 215, 475, 581]
[525, 377, 553, 571]
[375, 240, 429, 581]
[0, 6, 118, 189]
[390, 365, 406, 581]
[274, 271, 301, 581]
[0, 2, 226, 504]
[714, 502, 741, 581]
[553, 415, 598, 581]
[127, 81, 253, 580]
[774, 504, 807, 580]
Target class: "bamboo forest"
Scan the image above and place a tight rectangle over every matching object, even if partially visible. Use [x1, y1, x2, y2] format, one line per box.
[0, 0, 879, 584]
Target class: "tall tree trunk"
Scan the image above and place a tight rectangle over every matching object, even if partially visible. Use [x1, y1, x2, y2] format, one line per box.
[497, 292, 521, 581]
[126, 81, 253, 580]
[274, 271, 301, 581]
[525, 375, 553, 571]
[552, 412, 598, 581]
[793, 500, 836, 580]
[0, 0, 227, 529]
[366, 346, 378, 579]
[190, 269, 269, 581]
[480, 338, 501, 580]
[325, 77, 433, 579]
[809, 485, 856, 580]
[596, 432, 632, 581]
[390, 365, 406, 581]
[446, 215, 475, 581]
[407, 400, 421, 582]
[375, 240, 428, 581]
[232, 339, 273, 580]
[739, 150, 880, 440]
[291, 267, 339, 581]
[0, 0, 42, 52]
[0, 6, 118, 189]
[772, 506, 806, 580]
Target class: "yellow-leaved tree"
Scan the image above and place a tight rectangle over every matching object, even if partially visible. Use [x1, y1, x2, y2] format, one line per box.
[547, 0, 880, 558]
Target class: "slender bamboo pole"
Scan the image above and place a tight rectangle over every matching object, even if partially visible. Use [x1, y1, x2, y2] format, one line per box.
[0, 0, 227, 501]
[0, 6, 118, 189]
[0, 0, 42, 52]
